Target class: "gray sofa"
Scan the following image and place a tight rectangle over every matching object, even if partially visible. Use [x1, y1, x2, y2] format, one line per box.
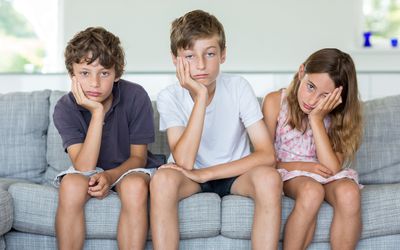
[0, 89, 399, 250]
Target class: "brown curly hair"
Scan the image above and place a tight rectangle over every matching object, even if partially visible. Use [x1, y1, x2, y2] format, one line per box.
[286, 48, 363, 160]
[65, 27, 125, 79]
[170, 10, 226, 56]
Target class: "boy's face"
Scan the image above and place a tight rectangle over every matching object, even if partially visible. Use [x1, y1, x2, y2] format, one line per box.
[173, 35, 226, 87]
[72, 58, 118, 104]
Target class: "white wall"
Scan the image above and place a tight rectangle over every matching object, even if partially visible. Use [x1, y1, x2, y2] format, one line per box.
[62, 0, 400, 72]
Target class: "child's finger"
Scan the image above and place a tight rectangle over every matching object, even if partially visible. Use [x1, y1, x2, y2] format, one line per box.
[177, 57, 185, 84]
[88, 175, 98, 186]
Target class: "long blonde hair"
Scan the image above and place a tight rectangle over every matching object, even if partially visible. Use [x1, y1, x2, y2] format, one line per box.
[286, 48, 363, 160]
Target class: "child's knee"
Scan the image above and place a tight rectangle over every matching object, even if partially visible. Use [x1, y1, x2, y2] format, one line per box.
[59, 174, 88, 194]
[119, 174, 149, 195]
[296, 183, 325, 212]
[150, 168, 181, 193]
[58, 174, 89, 206]
[252, 166, 282, 190]
[333, 182, 361, 213]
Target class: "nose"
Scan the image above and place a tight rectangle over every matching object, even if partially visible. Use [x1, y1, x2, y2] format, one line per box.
[308, 93, 320, 107]
[196, 56, 206, 70]
[89, 75, 100, 88]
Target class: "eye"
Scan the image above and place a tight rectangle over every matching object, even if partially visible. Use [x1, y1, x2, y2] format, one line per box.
[185, 54, 194, 60]
[101, 71, 110, 77]
[206, 52, 215, 57]
[80, 71, 89, 77]
[306, 83, 314, 91]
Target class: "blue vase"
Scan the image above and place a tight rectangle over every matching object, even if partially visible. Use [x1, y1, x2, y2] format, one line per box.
[363, 32, 372, 47]
[391, 38, 398, 47]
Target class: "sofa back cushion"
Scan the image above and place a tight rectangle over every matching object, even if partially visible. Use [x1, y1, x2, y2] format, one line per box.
[0, 90, 50, 183]
[44, 91, 72, 184]
[352, 94, 400, 184]
[44, 92, 170, 184]
[149, 101, 170, 157]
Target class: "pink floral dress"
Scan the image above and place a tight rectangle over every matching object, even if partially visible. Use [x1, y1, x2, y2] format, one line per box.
[274, 89, 363, 188]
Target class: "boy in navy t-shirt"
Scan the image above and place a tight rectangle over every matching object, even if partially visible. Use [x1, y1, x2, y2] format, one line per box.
[53, 27, 159, 249]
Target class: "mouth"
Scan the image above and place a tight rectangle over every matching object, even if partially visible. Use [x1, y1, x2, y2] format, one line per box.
[86, 91, 102, 97]
[193, 74, 209, 79]
[303, 103, 314, 111]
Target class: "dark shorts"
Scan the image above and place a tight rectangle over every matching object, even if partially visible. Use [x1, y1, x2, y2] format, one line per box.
[200, 176, 238, 197]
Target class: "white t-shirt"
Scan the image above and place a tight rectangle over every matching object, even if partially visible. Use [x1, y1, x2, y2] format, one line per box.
[157, 73, 263, 169]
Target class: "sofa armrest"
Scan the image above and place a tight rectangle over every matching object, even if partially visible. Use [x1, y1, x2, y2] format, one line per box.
[0, 177, 33, 191]
[0, 189, 13, 236]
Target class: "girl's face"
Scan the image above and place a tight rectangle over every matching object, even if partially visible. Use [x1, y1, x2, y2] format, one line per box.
[297, 72, 336, 114]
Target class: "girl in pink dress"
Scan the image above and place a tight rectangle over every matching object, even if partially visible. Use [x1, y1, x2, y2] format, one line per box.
[262, 48, 363, 250]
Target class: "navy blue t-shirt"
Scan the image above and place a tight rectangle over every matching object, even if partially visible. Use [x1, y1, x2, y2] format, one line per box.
[53, 79, 160, 170]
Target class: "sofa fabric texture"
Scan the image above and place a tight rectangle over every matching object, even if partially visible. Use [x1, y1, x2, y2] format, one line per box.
[0, 89, 399, 249]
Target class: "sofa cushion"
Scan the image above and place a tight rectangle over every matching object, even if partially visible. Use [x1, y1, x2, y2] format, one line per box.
[0, 90, 50, 183]
[44, 91, 71, 184]
[353, 95, 400, 184]
[221, 184, 400, 241]
[9, 183, 221, 239]
[148, 101, 170, 157]
[0, 189, 13, 236]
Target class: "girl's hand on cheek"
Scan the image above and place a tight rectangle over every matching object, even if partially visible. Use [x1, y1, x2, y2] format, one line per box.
[309, 87, 343, 122]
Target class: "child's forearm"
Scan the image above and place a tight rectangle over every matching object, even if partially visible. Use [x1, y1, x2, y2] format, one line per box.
[172, 92, 207, 170]
[309, 118, 342, 173]
[72, 111, 105, 171]
[201, 151, 276, 182]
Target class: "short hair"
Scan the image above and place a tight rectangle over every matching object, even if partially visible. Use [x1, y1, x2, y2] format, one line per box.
[64, 27, 125, 79]
[170, 10, 226, 56]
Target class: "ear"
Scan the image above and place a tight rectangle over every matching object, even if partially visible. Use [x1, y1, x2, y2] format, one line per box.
[171, 52, 178, 66]
[298, 64, 305, 79]
[220, 48, 226, 64]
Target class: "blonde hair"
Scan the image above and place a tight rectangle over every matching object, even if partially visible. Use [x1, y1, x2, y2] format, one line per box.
[286, 48, 363, 160]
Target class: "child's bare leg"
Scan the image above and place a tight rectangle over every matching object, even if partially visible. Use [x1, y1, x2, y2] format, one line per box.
[115, 172, 150, 250]
[324, 179, 361, 250]
[56, 174, 91, 250]
[282, 177, 324, 250]
[150, 168, 200, 250]
[230, 166, 282, 250]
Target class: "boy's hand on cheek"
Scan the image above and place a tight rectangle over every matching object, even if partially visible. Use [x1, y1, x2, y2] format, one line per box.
[71, 77, 104, 114]
[176, 57, 207, 99]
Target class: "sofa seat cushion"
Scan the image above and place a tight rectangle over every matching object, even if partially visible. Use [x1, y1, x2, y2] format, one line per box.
[0, 90, 50, 183]
[0, 189, 13, 236]
[221, 184, 400, 241]
[353, 95, 400, 184]
[8, 183, 221, 239]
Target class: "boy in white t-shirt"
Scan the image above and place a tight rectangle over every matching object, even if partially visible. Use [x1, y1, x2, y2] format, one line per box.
[150, 10, 282, 250]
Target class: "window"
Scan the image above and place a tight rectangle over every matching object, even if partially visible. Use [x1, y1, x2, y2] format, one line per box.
[363, 0, 400, 48]
[0, 0, 60, 73]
